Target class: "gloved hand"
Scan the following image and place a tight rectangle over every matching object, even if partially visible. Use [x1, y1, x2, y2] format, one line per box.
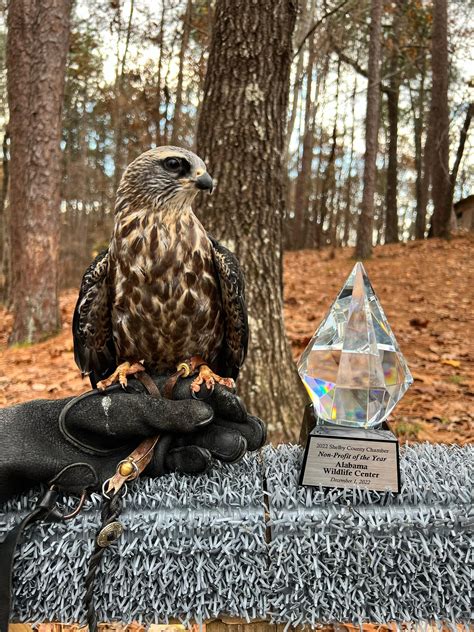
[0, 374, 266, 502]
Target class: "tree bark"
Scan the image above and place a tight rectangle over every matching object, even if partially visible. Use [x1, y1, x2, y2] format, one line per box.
[316, 59, 340, 249]
[342, 77, 357, 247]
[418, 130, 432, 239]
[0, 129, 9, 303]
[306, 58, 329, 249]
[113, 0, 135, 193]
[0, 130, 8, 223]
[385, 78, 399, 243]
[7, 0, 71, 343]
[154, 1, 166, 147]
[292, 36, 316, 250]
[412, 53, 430, 240]
[355, 0, 383, 259]
[196, 0, 306, 440]
[171, 0, 192, 145]
[429, 0, 450, 238]
[285, 49, 304, 162]
[285, 0, 314, 161]
[384, 4, 402, 245]
[446, 102, 473, 212]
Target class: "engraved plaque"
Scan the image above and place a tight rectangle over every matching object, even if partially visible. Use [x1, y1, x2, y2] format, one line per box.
[300, 425, 400, 493]
[296, 263, 411, 495]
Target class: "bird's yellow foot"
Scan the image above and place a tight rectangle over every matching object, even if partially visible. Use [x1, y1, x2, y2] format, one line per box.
[190, 364, 235, 393]
[97, 361, 145, 391]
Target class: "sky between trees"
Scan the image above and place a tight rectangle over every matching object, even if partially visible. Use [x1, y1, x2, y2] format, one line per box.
[1, 0, 472, 291]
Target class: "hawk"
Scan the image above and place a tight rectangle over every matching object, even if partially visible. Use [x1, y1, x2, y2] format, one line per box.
[73, 147, 248, 393]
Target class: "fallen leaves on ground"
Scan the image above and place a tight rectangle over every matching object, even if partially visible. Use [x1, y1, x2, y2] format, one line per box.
[0, 236, 472, 445]
[0, 290, 89, 405]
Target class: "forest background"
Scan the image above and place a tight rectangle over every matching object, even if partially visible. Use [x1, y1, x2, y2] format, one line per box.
[0, 0, 472, 443]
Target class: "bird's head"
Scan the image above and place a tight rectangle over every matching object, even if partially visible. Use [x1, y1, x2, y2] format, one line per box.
[116, 146, 213, 211]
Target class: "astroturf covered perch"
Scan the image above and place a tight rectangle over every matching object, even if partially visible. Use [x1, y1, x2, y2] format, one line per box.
[0, 444, 471, 627]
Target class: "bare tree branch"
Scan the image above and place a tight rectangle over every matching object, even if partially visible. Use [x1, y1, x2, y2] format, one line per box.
[329, 35, 390, 95]
[294, 0, 350, 58]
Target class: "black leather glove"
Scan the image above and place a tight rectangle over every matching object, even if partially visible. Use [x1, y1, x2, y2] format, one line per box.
[0, 375, 266, 502]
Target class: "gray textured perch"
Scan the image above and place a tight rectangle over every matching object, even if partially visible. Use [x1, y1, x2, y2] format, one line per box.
[0, 444, 472, 628]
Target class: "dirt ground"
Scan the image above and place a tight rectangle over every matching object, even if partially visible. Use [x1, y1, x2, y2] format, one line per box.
[0, 235, 472, 445]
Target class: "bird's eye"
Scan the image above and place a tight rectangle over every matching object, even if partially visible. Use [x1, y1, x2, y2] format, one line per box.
[163, 157, 182, 172]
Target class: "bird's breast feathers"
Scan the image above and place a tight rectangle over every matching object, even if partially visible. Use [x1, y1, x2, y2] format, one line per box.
[109, 207, 224, 371]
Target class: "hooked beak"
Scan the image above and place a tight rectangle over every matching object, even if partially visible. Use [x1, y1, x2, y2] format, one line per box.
[195, 172, 214, 194]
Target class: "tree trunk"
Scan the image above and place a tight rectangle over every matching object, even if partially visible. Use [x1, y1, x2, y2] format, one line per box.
[113, 0, 135, 193]
[342, 77, 358, 247]
[418, 130, 432, 238]
[285, 50, 304, 162]
[412, 54, 429, 240]
[329, 148, 344, 247]
[285, 0, 314, 162]
[0, 129, 9, 303]
[171, 0, 192, 145]
[155, 2, 166, 147]
[384, 4, 402, 245]
[292, 37, 316, 250]
[307, 57, 329, 249]
[316, 60, 340, 249]
[446, 102, 473, 212]
[196, 0, 306, 440]
[429, 0, 450, 238]
[355, 0, 383, 259]
[7, 0, 71, 343]
[0, 130, 8, 222]
[385, 78, 399, 243]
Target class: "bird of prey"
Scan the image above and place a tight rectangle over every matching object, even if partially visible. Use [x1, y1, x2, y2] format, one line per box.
[73, 146, 248, 393]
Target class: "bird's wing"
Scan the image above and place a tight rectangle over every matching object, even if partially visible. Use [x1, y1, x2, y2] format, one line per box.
[208, 234, 248, 380]
[72, 249, 116, 387]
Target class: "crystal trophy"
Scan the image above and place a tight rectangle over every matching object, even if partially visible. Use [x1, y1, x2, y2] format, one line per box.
[298, 262, 413, 493]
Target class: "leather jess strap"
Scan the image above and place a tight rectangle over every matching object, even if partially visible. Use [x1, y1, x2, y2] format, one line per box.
[162, 356, 206, 399]
[136, 372, 161, 398]
[103, 435, 160, 496]
[103, 371, 163, 496]
[0, 371, 163, 632]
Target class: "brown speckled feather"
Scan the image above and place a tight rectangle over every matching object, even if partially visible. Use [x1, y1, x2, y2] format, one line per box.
[73, 146, 248, 385]
[72, 250, 116, 386]
[209, 235, 248, 379]
[108, 205, 225, 373]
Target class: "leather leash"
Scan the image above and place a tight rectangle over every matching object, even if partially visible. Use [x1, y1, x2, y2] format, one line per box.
[1, 368, 192, 632]
[84, 370, 165, 632]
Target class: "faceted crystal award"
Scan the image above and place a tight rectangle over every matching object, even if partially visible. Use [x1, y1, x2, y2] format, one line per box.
[298, 263, 412, 493]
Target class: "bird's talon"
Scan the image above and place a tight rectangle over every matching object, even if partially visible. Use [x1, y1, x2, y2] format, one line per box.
[205, 377, 215, 391]
[190, 364, 234, 394]
[222, 377, 235, 389]
[191, 375, 204, 392]
[96, 361, 145, 391]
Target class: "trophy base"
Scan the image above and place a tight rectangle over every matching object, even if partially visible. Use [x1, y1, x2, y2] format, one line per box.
[299, 406, 400, 493]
